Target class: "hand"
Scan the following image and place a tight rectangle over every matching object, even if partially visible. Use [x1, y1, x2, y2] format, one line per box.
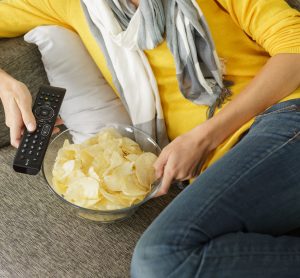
[154, 123, 217, 197]
[0, 70, 63, 148]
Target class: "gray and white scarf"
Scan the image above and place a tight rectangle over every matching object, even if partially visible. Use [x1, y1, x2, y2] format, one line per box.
[81, 0, 229, 147]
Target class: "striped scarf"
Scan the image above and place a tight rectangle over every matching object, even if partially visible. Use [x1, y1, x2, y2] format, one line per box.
[81, 0, 229, 147]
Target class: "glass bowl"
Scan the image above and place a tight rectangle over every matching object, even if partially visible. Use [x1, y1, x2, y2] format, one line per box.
[42, 123, 162, 223]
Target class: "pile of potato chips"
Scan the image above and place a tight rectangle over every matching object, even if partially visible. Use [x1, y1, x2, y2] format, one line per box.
[52, 128, 158, 210]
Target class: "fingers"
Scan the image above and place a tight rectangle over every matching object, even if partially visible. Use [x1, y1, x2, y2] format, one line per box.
[52, 127, 60, 135]
[16, 86, 36, 132]
[52, 117, 64, 135]
[8, 100, 24, 148]
[154, 149, 175, 197]
[55, 117, 64, 126]
[154, 149, 168, 179]
[10, 123, 22, 148]
[155, 165, 174, 197]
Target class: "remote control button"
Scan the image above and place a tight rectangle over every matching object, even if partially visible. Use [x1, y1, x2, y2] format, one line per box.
[27, 134, 32, 137]
[36, 152, 41, 157]
[55, 99, 59, 103]
[35, 106, 54, 120]
[32, 140, 37, 144]
[23, 144, 28, 148]
[41, 110, 49, 116]
[39, 141, 44, 146]
[39, 96, 43, 99]
[28, 150, 33, 155]
[44, 101, 51, 106]
[34, 135, 39, 139]
[20, 155, 25, 160]
[33, 158, 38, 161]
[30, 146, 35, 149]
[36, 129, 40, 133]
[46, 92, 50, 96]
[25, 159, 30, 166]
[38, 146, 42, 151]
[25, 138, 29, 143]
[21, 149, 26, 153]
[41, 124, 51, 136]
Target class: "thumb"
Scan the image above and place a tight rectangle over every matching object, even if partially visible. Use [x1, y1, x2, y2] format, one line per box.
[18, 95, 36, 132]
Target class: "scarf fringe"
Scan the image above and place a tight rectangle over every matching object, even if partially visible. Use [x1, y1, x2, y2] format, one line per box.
[207, 83, 233, 119]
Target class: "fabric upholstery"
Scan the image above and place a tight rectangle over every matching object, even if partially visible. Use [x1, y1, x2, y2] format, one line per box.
[0, 0, 299, 276]
[24, 25, 132, 144]
[0, 145, 181, 277]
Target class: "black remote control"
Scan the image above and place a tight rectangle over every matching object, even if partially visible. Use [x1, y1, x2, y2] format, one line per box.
[13, 85, 66, 175]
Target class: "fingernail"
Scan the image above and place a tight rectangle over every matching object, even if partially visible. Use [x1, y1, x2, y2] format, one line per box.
[27, 122, 35, 132]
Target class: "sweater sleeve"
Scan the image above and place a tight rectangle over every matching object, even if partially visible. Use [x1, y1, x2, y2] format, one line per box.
[216, 0, 300, 56]
[0, 0, 73, 38]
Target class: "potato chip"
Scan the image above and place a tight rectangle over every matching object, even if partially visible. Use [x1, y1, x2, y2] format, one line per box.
[88, 166, 100, 181]
[119, 137, 142, 155]
[81, 135, 98, 147]
[122, 174, 149, 196]
[125, 154, 139, 162]
[64, 177, 99, 208]
[52, 177, 67, 195]
[135, 152, 157, 187]
[52, 128, 158, 210]
[104, 162, 133, 192]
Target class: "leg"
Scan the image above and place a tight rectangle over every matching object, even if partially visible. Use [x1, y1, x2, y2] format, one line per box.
[131, 99, 300, 278]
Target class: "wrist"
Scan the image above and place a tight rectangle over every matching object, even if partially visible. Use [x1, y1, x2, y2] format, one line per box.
[193, 119, 222, 152]
[0, 70, 17, 95]
[195, 118, 230, 151]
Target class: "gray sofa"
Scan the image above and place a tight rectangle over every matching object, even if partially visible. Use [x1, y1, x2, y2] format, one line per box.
[0, 1, 300, 277]
[0, 38, 182, 278]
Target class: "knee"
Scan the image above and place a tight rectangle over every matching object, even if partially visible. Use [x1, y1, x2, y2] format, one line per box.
[131, 234, 157, 278]
[131, 228, 177, 278]
[131, 228, 204, 278]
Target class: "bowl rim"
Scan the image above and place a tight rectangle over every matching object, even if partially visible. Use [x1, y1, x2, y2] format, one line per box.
[42, 123, 162, 214]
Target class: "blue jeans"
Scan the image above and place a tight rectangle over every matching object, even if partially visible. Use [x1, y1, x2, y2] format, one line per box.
[131, 99, 300, 278]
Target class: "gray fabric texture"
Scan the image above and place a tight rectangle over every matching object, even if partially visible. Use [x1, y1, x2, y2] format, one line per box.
[0, 1, 299, 277]
[0, 37, 49, 148]
[288, 0, 300, 9]
[0, 145, 181, 277]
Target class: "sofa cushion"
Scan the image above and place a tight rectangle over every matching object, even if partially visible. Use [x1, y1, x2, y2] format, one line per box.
[287, 0, 300, 9]
[0, 37, 49, 148]
[24, 25, 132, 144]
[0, 144, 181, 277]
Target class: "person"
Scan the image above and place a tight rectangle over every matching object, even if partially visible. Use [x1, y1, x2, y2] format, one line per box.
[0, 0, 300, 277]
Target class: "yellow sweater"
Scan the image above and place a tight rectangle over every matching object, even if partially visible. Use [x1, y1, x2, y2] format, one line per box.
[1, 0, 300, 170]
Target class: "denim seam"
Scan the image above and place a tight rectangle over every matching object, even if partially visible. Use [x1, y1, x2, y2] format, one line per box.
[205, 252, 300, 258]
[256, 105, 298, 119]
[180, 131, 300, 246]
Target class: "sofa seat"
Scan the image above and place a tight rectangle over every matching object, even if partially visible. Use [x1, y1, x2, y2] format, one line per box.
[0, 144, 181, 277]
